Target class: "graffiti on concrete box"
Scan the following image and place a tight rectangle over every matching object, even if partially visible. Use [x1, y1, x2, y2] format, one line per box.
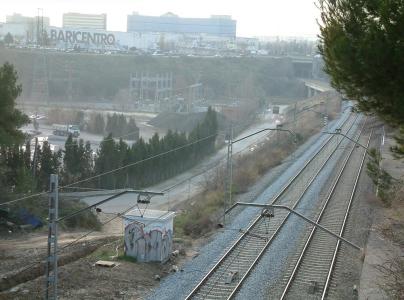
[124, 221, 173, 263]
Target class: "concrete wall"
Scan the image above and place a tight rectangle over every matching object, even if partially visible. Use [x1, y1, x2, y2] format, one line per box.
[124, 218, 173, 263]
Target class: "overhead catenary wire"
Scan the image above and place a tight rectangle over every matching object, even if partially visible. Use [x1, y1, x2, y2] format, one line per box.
[161, 130, 273, 193]
[3, 201, 149, 290]
[60, 132, 220, 189]
[4, 108, 278, 206]
[35, 207, 171, 297]
[34, 128, 142, 150]
[0, 191, 49, 207]
[3, 115, 281, 207]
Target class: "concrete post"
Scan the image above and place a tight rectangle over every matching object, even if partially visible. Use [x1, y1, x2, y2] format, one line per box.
[45, 174, 58, 300]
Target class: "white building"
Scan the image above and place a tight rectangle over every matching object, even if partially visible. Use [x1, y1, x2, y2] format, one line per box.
[63, 13, 107, 30]
[1, 13, 50, 43]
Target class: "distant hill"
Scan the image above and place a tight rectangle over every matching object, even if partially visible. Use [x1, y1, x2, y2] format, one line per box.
[0, 48, 307, 104]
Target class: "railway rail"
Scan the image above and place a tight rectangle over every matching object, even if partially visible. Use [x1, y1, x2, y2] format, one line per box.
[185, 113, 360, 300]
[278, 121, 372, 300]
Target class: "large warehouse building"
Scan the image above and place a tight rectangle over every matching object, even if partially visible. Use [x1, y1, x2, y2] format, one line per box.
[127, 12, 237, 37]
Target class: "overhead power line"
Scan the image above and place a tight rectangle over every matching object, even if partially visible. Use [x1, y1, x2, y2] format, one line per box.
[60, 132, 219, 189]
[0, 191, 49, 207]
[0, 132, 218, 206]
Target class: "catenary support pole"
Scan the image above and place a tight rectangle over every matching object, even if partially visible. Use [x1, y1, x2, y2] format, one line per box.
[45, 174, 59, 300]
[228, 202, 361, 250]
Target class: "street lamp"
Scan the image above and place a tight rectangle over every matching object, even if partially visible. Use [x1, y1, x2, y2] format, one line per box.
[223, 127, 297, 225]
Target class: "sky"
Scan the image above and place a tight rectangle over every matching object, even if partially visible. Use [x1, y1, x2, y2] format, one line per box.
[0, 0, 321, 37]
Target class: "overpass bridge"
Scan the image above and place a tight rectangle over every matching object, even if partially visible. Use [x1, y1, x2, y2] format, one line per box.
[302, 79, 333, 97]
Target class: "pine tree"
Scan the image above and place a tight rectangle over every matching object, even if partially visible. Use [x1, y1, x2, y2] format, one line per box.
[63, 134, 79, 183]
[4, 33, 13, 45]
[118, 114, 127, 136]
[94, 134, 118, 189]
[23, 141, 31, 170]
[0, 63, 29, 146]
[94, 114, 105, 134]
[38, 141, 55, 190]
[81, 141, 93, 179]
[319, 0, 404, 125]
[127, 117, 139, 140]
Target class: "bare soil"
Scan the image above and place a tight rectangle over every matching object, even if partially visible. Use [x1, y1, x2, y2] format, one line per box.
[359, 130, 404, 299]
[0, 92, 343, 299]
[0, 212, 206, 299]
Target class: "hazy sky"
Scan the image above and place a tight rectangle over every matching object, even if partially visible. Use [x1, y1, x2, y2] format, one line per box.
[0, 0, 321, 37]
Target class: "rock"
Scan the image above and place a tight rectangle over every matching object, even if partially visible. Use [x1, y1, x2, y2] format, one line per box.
[154, 274, 161, 281]
[9, 286, 19, 293]
[114, 291, 125, 297]
[225, 271, 239, 284]
[172, 250, 180, 257]
[22, 289, 29, 294]
[170, 265, 179, 272]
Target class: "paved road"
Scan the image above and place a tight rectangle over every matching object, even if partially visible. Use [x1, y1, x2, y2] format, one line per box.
[21, 111, 164, 151]
[73, 106, 289, 213]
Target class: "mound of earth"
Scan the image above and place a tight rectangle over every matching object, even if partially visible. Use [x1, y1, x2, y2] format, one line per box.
[148, 111, 228, 133]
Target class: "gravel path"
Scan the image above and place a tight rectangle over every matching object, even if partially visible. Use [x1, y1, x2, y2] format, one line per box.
[147, 108, 353, 300]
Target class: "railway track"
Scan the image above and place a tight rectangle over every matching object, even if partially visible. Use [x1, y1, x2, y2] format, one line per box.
[185, 113, 360, 300]
[278, 121, 372, 300]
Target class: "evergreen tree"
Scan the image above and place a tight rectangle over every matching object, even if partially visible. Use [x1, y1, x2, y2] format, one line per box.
[94, 114, 105, 134]
[3, 145, 34, 193]
[0, 63, 29, 146]
[80, 141, 93, 179]
[0, 63, 31, 200]
[105, 114, 118, 136]
[23, 141, 31, 170]
[4, 33, 13, 45]
[63, 134, 79, 183]
[94, 134, 118, 189]
[319, 0, 404, 126]
[38, 141, 56, 190]
[75, 111, 85, 129]
[127, 117, 139, 140]
[118, 114, 127, 136]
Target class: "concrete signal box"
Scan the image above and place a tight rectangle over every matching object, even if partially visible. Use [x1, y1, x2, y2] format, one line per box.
[123, 209, 175, 263]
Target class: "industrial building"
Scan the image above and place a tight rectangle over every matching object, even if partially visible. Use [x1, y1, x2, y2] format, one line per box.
[127, 12, 237, 38]
[129, 72, 173, 103]
[63, 12, 107, 30]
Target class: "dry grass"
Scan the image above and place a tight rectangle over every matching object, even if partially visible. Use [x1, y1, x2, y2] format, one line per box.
[173, 93, 342, 239]
[374, 183, 404, 299]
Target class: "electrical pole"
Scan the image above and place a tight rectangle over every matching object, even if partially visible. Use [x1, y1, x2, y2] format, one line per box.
[32, 137, 39, 179]
[293, 102, 297, 139]
[45, 174, 59, 300]
[224, 124, 233, 226]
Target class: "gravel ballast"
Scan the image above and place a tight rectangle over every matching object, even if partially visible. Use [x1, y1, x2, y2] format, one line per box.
[147, 109, 353, 300]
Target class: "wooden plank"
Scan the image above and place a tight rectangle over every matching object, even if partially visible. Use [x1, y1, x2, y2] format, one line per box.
[95, 260, 116, 267]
